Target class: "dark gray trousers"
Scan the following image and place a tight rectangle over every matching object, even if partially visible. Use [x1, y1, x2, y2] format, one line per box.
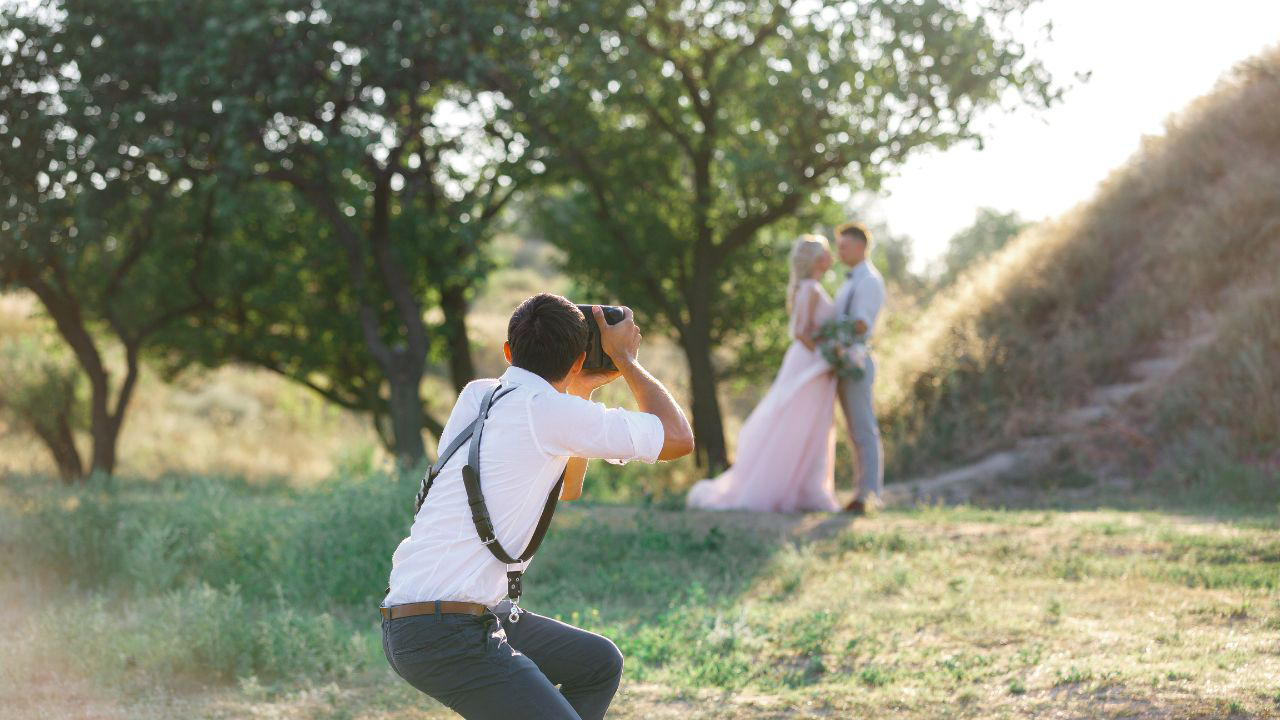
[381, 602, 624, 720]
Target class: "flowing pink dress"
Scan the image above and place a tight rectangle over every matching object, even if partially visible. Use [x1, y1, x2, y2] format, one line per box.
[687, 279, 840, 512]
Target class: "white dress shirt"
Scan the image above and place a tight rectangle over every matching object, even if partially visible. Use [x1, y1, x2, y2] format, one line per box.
[834, 259, 886, 340]
[385, 365, 664, 607]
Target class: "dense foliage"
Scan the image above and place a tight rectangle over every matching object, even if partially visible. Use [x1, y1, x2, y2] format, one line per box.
[0, 0, 538, 470]
[2, 0, 1059, 475]
[509, 0, 1057, 468]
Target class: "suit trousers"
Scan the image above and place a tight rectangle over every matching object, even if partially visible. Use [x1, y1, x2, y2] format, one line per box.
[382, 601, 624, 720]
[837, 354, 883, 501]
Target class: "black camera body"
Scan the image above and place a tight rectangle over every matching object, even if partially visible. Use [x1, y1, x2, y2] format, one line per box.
[577, 304, 627, 371]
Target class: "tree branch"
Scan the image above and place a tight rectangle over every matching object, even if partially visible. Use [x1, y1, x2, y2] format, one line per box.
[263, 164, 396, 371]
[506, 104, 687, 330]
[368, 169, 429, 363]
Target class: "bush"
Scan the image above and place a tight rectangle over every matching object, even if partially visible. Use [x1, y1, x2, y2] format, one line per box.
[36, 583, 368, 683]
[0, 334, 85, 480]
[13, 470, 417, 608]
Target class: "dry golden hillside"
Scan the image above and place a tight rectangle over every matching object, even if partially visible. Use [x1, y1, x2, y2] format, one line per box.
[876, 46, 1280, 486]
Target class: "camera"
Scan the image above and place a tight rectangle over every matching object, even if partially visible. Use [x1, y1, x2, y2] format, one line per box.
[577, 304, 627, 371]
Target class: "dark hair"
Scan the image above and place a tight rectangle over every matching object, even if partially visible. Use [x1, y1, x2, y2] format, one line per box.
[836, 221, 872, 246]
[507, 293, 589, 381]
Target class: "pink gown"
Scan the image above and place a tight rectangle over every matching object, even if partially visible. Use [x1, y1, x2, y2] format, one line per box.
[687, 279, 840, 512]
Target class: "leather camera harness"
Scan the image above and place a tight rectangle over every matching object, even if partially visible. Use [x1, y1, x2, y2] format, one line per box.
[400, 383, 564, 623]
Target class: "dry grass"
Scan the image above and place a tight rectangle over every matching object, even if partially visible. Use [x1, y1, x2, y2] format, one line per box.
[875, 45, 1280, 480]
[0, 291, 383, 484]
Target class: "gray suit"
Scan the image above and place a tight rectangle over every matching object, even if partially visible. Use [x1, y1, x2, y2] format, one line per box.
[833, 260, 885, 502]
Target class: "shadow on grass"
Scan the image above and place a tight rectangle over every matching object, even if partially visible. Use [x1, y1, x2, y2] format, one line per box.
[527, 504, 859, 690]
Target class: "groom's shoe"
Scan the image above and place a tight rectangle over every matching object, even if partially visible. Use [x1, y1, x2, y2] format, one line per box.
[843, 498, 868, 515]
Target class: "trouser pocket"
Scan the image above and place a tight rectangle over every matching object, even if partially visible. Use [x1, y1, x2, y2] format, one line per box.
[381, 619, 399, 675]
[386, 615, 512, 700]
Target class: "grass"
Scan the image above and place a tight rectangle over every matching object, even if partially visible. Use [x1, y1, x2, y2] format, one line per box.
[3, 471, 1280, 719]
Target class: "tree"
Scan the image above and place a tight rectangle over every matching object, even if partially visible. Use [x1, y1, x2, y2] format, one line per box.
[0, 2, 224, 477]
[140, 0, 535, 466]
[506, 0, 1058, 470]
[937, 206, 1028, 286]
[165, 0, 535, 461]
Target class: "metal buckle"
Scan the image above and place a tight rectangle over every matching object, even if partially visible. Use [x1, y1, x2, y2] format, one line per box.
[508, 601, 522, 624]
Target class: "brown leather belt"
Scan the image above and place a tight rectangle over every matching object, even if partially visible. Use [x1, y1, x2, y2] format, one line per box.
[380, 600, 488, 621]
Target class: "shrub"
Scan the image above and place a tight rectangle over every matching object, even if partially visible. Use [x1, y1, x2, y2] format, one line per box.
[13, 470, 417, 608]
[0, 334, 85, 480]
[38, 583, 368, 683]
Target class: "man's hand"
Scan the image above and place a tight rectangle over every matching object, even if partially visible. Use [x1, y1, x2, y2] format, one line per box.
[853, 319, 869, 337]
[591, 305, 693, 460]
[593, 305, 641, 368]
[566, 368, 621, 399]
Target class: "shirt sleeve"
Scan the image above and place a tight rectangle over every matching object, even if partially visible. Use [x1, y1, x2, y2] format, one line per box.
[529, 391, 665, 464]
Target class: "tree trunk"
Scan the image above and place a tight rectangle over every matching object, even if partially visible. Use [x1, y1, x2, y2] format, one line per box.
[678, 223, 729, 472]
[680, 321, 728, 473]
[386, 361, 427, 468]
[88, 377, 123, 476]
[439, 282, 476, 393]
[88, 345, 139, 477]
[22, 272, 118, 476]
[32, 418, 83, 482]
[88, 408, 118, 476]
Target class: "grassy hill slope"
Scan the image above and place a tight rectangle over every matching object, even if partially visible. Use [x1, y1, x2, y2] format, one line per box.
[877, 47, 1280, 484]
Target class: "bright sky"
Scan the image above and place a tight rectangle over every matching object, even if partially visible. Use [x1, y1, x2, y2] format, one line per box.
[859, 0, 1280, 265]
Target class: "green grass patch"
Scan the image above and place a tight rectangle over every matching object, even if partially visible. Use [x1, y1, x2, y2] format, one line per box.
[4, 473, 1280, 717]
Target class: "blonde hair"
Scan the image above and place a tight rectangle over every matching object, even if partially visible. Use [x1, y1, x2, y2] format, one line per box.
[787, 234, 830, 311]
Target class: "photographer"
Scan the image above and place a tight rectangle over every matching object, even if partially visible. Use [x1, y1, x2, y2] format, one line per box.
[381, 293, 694, 720]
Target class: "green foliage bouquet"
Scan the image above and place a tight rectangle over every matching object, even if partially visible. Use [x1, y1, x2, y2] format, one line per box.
[815, 318, 868, 381]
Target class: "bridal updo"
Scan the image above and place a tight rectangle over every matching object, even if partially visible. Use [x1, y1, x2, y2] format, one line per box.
[787, 234, 830, 311]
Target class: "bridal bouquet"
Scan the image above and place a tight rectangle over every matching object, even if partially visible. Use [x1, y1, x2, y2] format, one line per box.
[814, 317, 867, 381]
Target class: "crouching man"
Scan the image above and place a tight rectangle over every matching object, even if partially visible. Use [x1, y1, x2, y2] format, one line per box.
[380, 293, 694, 719]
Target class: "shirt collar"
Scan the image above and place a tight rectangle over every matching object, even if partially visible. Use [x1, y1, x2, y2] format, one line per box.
[845, 260, 866, 280]
[500, 365, 559, 394]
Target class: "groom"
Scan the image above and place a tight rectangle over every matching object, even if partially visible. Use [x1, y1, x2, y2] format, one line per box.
[833, 222, 886, 514]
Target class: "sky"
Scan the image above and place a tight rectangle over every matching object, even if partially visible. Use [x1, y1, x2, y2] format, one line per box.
[856, 0, 1280, 265]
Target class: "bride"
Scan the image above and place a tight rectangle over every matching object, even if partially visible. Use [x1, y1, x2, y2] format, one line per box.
[686, 234, 841, 512]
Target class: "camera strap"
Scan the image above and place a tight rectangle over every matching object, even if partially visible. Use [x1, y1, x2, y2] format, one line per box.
[390, 383, 562, 613]
[455, 383, 566, 622]
[413, 384, 519, 514]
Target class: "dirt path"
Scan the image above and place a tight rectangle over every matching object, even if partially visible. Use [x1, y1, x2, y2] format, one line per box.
[881, 318, 1217, 507]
